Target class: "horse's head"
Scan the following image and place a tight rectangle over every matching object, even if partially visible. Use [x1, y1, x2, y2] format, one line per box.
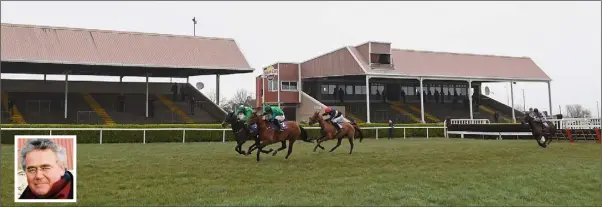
[246, 111, 260, 126]
[221, 112, 235, 128]
[523, 114, 534, 125]
[308, 111, 321, 125]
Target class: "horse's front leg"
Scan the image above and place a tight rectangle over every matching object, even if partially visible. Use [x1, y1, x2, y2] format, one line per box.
[313, 135, 326, 152]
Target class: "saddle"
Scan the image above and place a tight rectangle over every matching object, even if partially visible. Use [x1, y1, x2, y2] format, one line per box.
[269, 121, 289, 131]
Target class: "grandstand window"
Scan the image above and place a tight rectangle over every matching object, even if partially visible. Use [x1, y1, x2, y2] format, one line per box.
[268, 80, 278, 91]
[321, 85, 329, 94]
[346, 85, 353, 94]
[354, 86, 366, 94]
[281, 81, 298, 91]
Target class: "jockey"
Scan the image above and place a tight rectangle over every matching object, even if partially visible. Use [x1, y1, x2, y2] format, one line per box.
[322, 107, 345, 132]
[234, 105, 253, 122]
[262, 105, 286, 132]
[533, 108, 549, 128]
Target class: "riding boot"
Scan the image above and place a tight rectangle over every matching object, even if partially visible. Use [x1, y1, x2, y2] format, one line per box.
[333, 122, 341, 132]
[273, 119, 283, 132]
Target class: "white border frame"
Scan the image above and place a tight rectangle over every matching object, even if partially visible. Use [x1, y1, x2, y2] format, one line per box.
[14, 135, 77, 203]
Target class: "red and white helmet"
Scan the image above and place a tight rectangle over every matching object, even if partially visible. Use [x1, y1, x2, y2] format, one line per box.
[324, 108, 332, 113]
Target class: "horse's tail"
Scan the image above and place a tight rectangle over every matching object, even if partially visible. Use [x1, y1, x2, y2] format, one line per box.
[299, 126, 314, 143]
[353, 124, 364, 141]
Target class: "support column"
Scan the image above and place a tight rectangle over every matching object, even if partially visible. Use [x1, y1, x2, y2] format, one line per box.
[419, 78, 425, 123]
[547, 81, 553, 115]
[145, 74, 149, 118]
[277, 63, 281, 108]
[468, 80, 473, 119]
[261, 75, 265, 106]
[365, 75, 371, 123]
[510, 81, 516, 123]
[64, 73, 69, 119]
[216, 74, 220, 105]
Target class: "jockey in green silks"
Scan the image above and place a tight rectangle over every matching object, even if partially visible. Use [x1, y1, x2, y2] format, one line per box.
[262, 105, 286, 132]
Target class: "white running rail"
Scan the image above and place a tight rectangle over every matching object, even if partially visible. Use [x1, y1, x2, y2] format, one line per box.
[0, 126, 446, 144]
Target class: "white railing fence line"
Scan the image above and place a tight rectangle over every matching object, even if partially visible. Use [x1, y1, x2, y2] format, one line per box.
[0, 126, 446, 144]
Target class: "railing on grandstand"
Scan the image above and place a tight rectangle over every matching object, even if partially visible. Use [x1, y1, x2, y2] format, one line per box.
[449, 119, 490, 125]
[25, 100, 52, 115]
[0, 126, 447, 144]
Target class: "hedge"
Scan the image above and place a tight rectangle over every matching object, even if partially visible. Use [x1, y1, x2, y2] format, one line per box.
[0, 123, 445, 144]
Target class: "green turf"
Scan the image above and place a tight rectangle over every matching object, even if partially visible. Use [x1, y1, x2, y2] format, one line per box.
[2, 138, 600, 206]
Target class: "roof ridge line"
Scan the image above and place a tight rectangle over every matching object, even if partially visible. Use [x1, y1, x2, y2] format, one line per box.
[1, 22, 234, 42]
[392, 48, 530, 59]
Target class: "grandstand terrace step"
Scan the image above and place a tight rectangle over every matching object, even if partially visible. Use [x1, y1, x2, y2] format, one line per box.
[1, 91, 26, 124]
[156, 95, 195, 124]
[392, 102, 440, 123]
[345, 111, 364, 123]
[389, 102, 421, 123]
[82, 93, 116, 125]
[479, 105, 513, 123]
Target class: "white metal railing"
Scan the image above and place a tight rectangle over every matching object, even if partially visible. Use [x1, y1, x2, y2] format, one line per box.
[449, 119, 490, 125]
[547, 118, 601, 130]
[0, 126, 446, 144]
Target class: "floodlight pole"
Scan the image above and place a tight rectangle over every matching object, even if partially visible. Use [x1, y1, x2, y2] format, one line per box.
[192, 17, 197, 37]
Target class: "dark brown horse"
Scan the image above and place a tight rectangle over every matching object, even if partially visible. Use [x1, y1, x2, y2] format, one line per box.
[245, 110, 312, 162]
[307, 111, 355, 154]
[523, 115, 556, 148]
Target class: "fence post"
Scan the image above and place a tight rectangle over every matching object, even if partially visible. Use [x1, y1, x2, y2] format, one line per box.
[100, 129, 103, 144]
[183, 129, 186, 143]
[426, 128, 429, 138]
[596, 128, 602, 144]
[143, 130, 146, 144]
[375, 128, 379, 140]
[403, 128, 406, 139]
[49, 130, 52, 135]
[566, 128, 573, 143]
[222, 130, 226, 143]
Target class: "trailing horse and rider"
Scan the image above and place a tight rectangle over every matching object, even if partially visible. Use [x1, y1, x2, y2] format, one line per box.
[523, 108, 556, 148]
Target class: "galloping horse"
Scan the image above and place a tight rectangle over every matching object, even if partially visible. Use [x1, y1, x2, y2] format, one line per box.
[307, 111, 355, 154]
[523, 114, 556, 148]
[221, 112, 271, 155]
[245, 110, 312, 162]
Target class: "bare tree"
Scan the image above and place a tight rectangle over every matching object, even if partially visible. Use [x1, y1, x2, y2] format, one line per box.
[205, 88, 231, 111]
[565, 104, 592, 118]
[230, 89, 253, 106]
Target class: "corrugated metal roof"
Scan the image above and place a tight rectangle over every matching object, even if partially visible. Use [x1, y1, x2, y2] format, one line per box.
[1, 23, 253, 71]
[381, 49, 551, 81]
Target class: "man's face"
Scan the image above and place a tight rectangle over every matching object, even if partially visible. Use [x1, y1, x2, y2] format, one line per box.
[24, 149, 65, 196]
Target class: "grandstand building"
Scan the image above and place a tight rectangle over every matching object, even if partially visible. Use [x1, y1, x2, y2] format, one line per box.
[1, 23, 254, 124]
[256, 41, 552, 123]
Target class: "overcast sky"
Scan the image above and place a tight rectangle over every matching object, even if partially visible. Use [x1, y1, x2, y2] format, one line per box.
[1, 1, 600, 117]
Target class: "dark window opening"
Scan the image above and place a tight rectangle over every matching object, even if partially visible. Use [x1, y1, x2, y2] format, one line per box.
[370, 53, 391, 64]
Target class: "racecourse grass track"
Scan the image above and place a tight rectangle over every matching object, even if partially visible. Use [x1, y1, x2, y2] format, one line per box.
[2, 138, 600, 206]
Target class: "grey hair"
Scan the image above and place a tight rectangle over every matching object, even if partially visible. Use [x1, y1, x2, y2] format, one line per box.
[20, 139, 68, 171]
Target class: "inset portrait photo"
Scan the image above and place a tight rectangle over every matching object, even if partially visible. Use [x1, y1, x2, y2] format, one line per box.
[14, 135, 77, 203]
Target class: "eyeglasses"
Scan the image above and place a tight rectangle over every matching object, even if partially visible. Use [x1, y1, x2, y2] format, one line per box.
[25, 161, 58, 175]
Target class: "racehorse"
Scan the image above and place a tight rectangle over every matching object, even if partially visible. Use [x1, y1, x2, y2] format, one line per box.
[221, 112, 271, 155]
[523, 114, 556, 148]
[348, 119, 364, 142]
[245, 110, 312, 162]
[307, 111, 355, 154]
